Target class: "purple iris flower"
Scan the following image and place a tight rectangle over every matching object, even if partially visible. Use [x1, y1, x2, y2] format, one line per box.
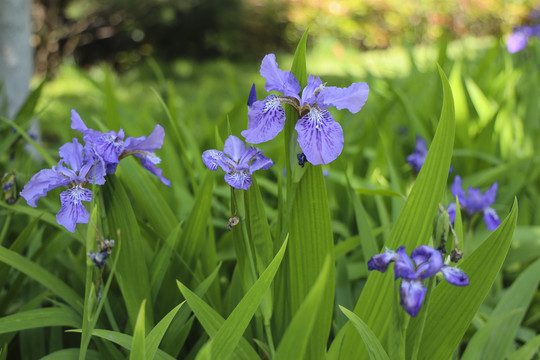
[241, 54, 369, 165]
[368, 245, 469, 317]
[20, 138, 106, 232]
[447, 176, 500, 231]
[202, 135, 274, 190]
[71, 110, 170, 186]
[507, 24, 540, 53]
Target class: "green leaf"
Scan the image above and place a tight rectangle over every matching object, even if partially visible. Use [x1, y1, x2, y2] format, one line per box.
[461, 257, 540, 360]
[176, 281, 260, 360]
[414, 198, 518, 359]
[507, 333, 540, 360]
[339, 306, 390, 360]
[130, 300, 146, 360]
[337, 65, 455, 359]
[0, 308, 80, 333]
[273, 257, 331, 360]
[70, 329, 175, 360]
[211, 238, 288, 359]
[178, 172, 214, 264]
[41, 348, 102, 360]
[146, 302, 184, 360]
[0, 245, 83, 313]
[102, 176, 153, 328]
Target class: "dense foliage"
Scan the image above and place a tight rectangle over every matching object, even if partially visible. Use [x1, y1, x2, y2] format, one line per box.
[1, 33, 540, 359]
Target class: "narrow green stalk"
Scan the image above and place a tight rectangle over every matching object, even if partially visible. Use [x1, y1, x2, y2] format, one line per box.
[233, 189, 276, 357]
[0, 213, 12, 246]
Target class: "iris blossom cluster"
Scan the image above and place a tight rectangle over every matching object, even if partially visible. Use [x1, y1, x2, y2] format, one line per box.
[368, 245, 469, 316]
[20, 110, 169, 232]
[202, 135, 274, 190]
[241, 54, 369, 165]
[447, 176, 500, 231]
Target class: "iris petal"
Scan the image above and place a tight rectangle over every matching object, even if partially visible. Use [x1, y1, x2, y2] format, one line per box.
[483, 207, 501, 231]
[367, 249, 399, 272]
[59, 139, 84, 172]
[223, 135, 247, 163]
[56, 186, 92, 232]
[134, 153, 171, 187]
[295, 108, 343, 165]
[124, 125, 165, 152]
[20, 169, 69, 207]
[399, 279, 427, 317]
[451, 176, 467, 206]
[71, 109, 88, 132]
[260, 54, 301, 99]
[242, 96, 286, 144]
[224, 167, 252, 190]
[318, 82, 369, 113]
[394, 246, 416, 280]
[410, 245, 443, 279]
[440, 266, 469, 286]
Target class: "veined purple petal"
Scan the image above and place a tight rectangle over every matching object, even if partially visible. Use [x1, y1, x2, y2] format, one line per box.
[248, 153, 274, 174]
[399, 279, 427, 317]
[301, 75, 323, 107]
[134, 153, 171, 187]
[410, 245, 443, 279]
[71, 109, 88, 132]
[223, 135, 247, 163]
[241, 96, 286, 144]
[295, 108, 343, 165]
[394, 246, 416, 280]
[124, 125, 165, 152]
[451, 176, 467, 205]
[318, 82, 369, 113]
[440, 266, 469, 286]
[224, 166, 252, 190]
[447, 202, 457, 224]
[482, 182, 498, 207]
[483, 207, 501, 231]
[247, 84, 257, 108]
[367, 248, 399, 272]
[93, 131, 125, 164]
[56, 186, 92, 232]
[20, 169, 70, 207]
[260, 54, 301, 99]
[202, 150, 230, 172]
[59, 139, 84, 172]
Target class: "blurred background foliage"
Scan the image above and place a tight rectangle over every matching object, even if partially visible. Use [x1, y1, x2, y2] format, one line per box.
[32, 0, 535, 74]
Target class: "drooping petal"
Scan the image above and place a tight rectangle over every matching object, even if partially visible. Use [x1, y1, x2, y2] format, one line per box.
[124, 125, 164, 152]
[399, 279, 427, 317]
[242, 96, 286, 144]
[318, 82, 369, 113]
[300, 75, 323, 107]
[483, 207, 501, 231]
[59, 139, 84, 172]
[440, 266, 469, 286]
[202, 150, 230, 172]
[260, 54, 301, 99]
[295, 108, 343, 165]
[410, 245, 443, 279]
[367, 248, 399, 272]
[224, 166, 252, 190]
[451, 176, 467, 205]
[394, 246, 416, 280]
[248, 152, 274, 174]
[482, 182, 498, 207]
[78, 161, 106, 185]
[223, 135, 247, 163]
[56, 186, 92, 232]
[20, 169, 70, 207]
[134, 153, 171, 187]
[447, 202, 457, 224]
[71, 109, 88, 132]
